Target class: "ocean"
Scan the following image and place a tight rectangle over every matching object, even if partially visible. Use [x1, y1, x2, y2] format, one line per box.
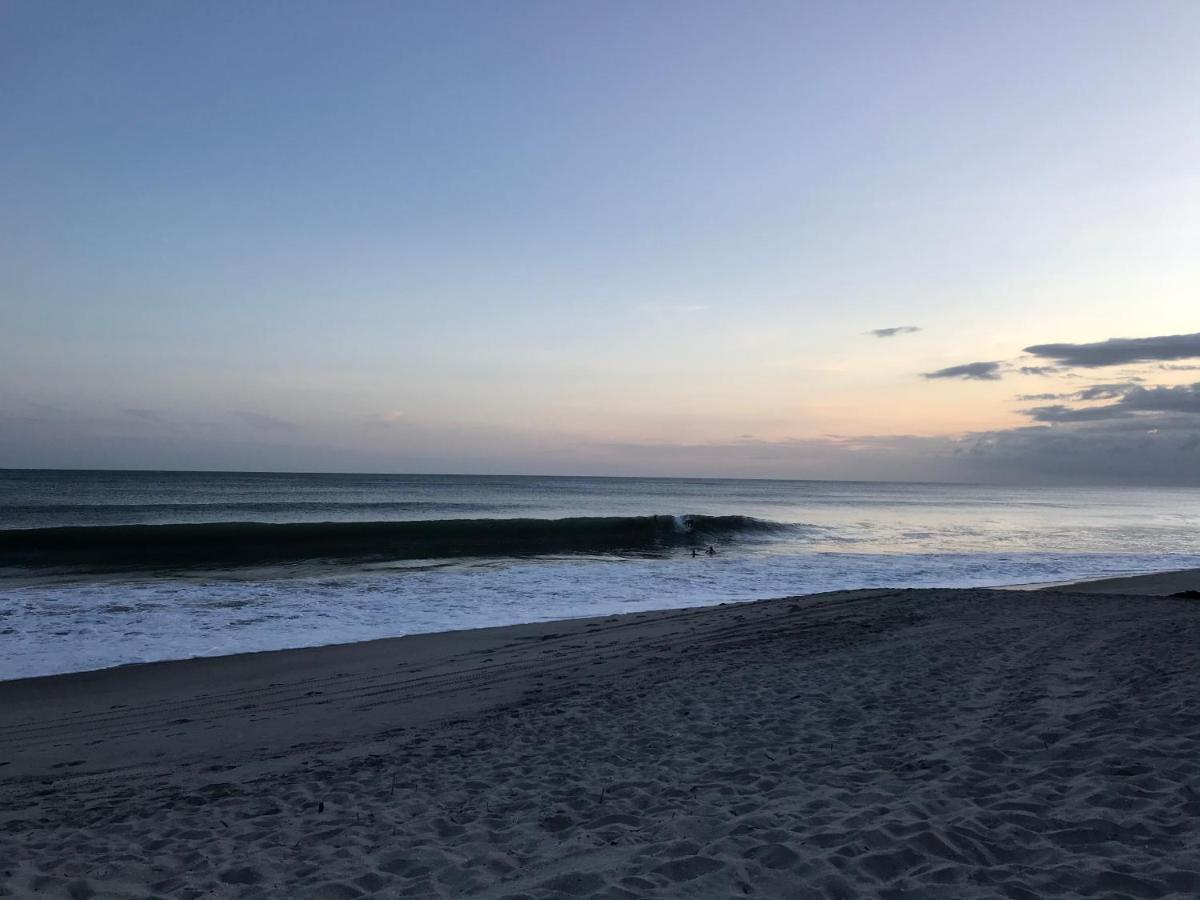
[3, 469, 1200, 680]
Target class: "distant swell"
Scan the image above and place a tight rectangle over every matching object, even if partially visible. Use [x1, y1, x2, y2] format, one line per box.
[1, 501, 510, 515]
[0, 514, 794, 572]
[0, 501, 515, 529]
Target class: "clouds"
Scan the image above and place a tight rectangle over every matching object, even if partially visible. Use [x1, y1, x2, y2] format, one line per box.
[596, 360, 1200, 484]
[1114, 383, 1200, 414]
[1024, 332, 1200, 367]
[868, 326, 921, 338]
[952, 418, 1200, 484]
[1019, 381, 1200, 425]
[8, 321, 1200, 485]
[912, 330, 1200, 482]
[597, 413, 1200, 484]
[922, 361, 1003, 381]
[1023, 404, 1133, 423]
[1072, 384, 1134, 401]
[926, 331, 1200, 386]
[1019, 384, 1136, 404]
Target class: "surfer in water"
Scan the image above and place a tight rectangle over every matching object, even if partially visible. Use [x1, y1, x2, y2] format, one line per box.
[706, 545, 716, 556]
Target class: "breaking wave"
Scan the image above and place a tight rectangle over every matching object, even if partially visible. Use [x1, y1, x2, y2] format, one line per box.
[0, 514, 799, 573]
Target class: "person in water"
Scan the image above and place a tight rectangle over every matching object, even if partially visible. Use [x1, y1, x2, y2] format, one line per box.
[691, 548, 698, 558]
[706, 545, 716, 556]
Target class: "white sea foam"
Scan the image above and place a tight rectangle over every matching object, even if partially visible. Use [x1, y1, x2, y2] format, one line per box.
[3, 550, 1199, 680]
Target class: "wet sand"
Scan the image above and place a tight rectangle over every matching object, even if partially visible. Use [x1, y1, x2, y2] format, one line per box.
[1042, 567, 1200, 596]
[2, 575, 1199, 898]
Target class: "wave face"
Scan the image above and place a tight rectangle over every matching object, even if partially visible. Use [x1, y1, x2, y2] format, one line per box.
[0, 514, 790, 572]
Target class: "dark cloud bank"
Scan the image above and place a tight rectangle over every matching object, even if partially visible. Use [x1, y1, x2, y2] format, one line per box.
[1024, 331, 1200, 367]
[929, 332, 1200, 385]
[1024, 383, 1200, 422]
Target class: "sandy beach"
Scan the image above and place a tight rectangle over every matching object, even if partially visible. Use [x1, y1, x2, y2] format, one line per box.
[3, 574, 1200, 898]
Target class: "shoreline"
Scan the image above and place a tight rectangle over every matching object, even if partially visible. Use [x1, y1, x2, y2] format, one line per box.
[4, 565, 1198, 687]
[3, 581, 1198, 897]
[1030, 567, 1200, 595]
[998, 566, 1200, 593]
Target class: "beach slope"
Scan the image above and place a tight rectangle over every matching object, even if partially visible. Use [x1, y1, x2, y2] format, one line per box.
[3, 582, 1199, 898]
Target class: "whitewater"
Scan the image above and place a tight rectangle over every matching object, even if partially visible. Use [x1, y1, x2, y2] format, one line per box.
[3, 470, 1200, 679]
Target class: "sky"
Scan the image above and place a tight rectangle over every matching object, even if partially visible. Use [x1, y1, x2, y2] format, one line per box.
[3, 1, 1200, 483]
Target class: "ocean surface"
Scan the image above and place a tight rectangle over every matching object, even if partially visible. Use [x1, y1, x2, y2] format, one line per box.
[3, 469, 1200, 680]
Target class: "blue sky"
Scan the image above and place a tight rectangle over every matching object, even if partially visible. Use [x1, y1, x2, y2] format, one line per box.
[3, 1, 1200, 481]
